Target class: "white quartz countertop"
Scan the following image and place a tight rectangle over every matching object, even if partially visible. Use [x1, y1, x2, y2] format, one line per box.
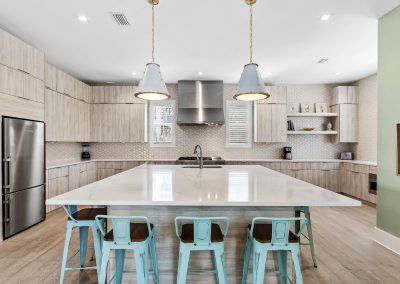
[47, 165, 361, 207]
[46, 158, 377, 169]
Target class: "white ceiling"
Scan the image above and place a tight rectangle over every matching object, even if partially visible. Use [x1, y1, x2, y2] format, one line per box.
[0, 0, 399, 84]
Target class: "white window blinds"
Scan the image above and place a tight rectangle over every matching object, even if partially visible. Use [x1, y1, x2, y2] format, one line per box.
[149, 100, 176, 147]
[226, 100, 252, 148]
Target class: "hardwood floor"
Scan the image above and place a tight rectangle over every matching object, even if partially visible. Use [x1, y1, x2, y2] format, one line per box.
[0, 205, 399, 283]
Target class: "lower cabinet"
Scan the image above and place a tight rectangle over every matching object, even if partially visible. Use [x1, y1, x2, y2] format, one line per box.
[46, 167, 69, 213]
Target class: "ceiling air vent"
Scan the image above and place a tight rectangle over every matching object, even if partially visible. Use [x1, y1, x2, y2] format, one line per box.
[111, 13, 131, 26]
[317, 58, 328, 64]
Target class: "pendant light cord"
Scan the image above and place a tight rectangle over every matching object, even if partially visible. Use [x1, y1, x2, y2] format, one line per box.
[151, 3, 155, 63]
[249, 3, 253, 63]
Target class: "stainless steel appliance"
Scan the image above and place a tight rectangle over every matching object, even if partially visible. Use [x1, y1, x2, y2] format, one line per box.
[2, 117, 45, 239]
[81, 143, 91, 160]
[283, 147, 292, 160]
[340, 152, 353, 160]
[369, 174, 377, 195]
[177, 80, 225, 125]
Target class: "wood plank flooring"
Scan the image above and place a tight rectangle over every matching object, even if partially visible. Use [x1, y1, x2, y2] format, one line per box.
[0, 205, 399, 283]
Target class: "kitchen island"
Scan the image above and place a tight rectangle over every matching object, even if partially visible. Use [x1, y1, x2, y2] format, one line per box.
[47, 164, 360, 283]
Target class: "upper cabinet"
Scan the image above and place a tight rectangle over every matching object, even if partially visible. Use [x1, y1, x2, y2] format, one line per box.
[56, 69, 75, 97]
[259, 86, 287, 104]
[0, 28, 12, 67]
[254, 103, 287, 143]
[92, 86, 142, 104]
[330, 86, 358, 105]
[44, 63, 57, 91]
[331, 104, 358, 143]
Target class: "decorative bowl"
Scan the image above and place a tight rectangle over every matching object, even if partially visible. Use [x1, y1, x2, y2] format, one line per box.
[302, 128, 315, 131]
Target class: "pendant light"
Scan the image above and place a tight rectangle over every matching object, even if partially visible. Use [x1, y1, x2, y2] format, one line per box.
[135, 0, 170, 100]
[234, 0, 269, 101]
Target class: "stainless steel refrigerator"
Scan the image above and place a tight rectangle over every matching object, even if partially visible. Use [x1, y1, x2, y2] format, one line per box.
[2, 117, 45, 239]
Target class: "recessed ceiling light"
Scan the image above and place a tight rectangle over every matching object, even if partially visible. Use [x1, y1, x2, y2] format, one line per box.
[320, 13, 331, 22]
[198, 71, 203, 76]
[335, 71, 341, 75]
[132, 72, 137, 76]
[78, 15, 88, 23]
[266, 72, 273, 76]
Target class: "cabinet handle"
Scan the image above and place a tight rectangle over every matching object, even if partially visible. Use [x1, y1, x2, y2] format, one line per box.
[2, 157, 11, 192]
[17, 68, 30, 75]
[3, 199, 11, 223]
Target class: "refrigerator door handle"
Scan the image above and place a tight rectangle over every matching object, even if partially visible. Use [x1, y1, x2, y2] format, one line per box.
[2, 156, 11, 191]
[3, 199, 10, 223]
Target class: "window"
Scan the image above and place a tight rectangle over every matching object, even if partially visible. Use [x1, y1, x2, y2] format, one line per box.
[149, 100, 176, 147]
[226, 100, 252, 148]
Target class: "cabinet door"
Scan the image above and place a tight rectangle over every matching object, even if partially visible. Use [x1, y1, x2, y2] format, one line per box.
[326, 170, 340, 192]
[45, 63, 57, 91]
[91, 104, 116, 142]
[0, 28, 12, 67]
[293, 170, 312, 183]
[86, 169, 97, 184]
[45, 89, 57, 141]
[0, 64, 12, 95]
[339, 104, 358, 143]
[91, 86, 105, 103]
[97, 169, 115, 180]
[271, 104, 287, 142]
[23, 74, 44, 103]
[69, 165, 81, 191]
[46, 175, 68, 212]
[347, 86, 358, 104]
[79, 171, 88, 187]
[311, 170, 327, 188]
[129, 104, 145, 142]
[10, 36, 24, 71]
[30, 47, 44, 80]
[115, 104, 130, 142]
[262, 86, 287, 104]
[255, 104, 272, 142]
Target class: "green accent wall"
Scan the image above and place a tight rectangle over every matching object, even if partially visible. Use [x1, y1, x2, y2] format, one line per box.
[377, 5, 400, 237]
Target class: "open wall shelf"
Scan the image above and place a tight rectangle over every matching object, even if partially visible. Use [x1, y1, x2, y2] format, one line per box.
[287, 113, 338, 117]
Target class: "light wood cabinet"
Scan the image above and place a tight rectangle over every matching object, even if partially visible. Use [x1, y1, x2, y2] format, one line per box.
[254, 103, 287, 142]
[331, 86, 358, 106]
[92, 86, 141, 104]
[0, 28, 12, 67]
[46, 167, 69, 213]
[68, 165, 81, 191]
[44, 63, 57, 91]
[130, 104, 145, 142]
[56, 69, 74, 97]
[23, 73, 44, 103]
[331, 104, 358, 143]
[260, 86, 287, 104]
[91, 103, 145, 142]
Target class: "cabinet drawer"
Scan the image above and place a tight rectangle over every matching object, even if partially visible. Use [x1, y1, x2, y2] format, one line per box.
[48, 166, 69, 179]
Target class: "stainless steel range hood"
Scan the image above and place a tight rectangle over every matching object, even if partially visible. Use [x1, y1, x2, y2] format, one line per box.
[177, 80, 225, 125]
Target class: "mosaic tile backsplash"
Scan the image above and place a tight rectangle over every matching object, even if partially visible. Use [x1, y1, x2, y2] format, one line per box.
[46, 82, 371, 162]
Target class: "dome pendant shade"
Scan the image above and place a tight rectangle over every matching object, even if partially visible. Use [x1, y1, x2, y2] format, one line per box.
[234, 63, 269, 101]
[135, 63, 170, 100]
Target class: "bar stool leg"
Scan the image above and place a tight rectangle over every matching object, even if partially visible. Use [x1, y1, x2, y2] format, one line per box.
[115, 249, 125, 284]
[91, 225, 102, 276]
[214, 245, 227, 284]
[149, 234, 160, 283]
[176, 246, 190, 284]
[252, 243, 267, 284]
[277, 251, 288, 284]
[99, 245, 111, 284]
[134, 246, 149, 283]
[79, 226, 89, 268]
[291, 248, 303, 284]
[59, 223, 73, 284]
[305, 209, 318, 268]
[241, 235, 252, 284]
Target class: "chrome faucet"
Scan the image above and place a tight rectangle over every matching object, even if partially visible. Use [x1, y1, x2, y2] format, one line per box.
[193, 145, 203, 169]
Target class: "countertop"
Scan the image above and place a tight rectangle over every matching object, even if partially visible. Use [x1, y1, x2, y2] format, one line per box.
[46, 158, 377, 169]
[46, 164, 361, 207]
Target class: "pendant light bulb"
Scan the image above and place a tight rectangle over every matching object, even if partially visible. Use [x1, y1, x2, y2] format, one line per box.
[234, 0, 269, 101]
[135, 0, 170, 101]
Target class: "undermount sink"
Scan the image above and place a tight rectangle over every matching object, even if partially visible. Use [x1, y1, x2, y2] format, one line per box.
[181, 166, 223, 169]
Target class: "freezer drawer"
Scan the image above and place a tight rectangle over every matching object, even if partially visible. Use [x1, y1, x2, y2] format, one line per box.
[3, 185, 45, 239]
[2, 117, 45, 193]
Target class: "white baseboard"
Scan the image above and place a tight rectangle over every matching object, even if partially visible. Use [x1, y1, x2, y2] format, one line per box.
[374, 227, 400, 255]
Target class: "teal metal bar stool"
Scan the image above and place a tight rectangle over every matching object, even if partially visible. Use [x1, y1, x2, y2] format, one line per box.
[174, 217, 229, 284]
[295, 206, 318, 267]
[95, 215, 159, 284]
[60, 205, 106, 284]
[242, 217, 308, 284]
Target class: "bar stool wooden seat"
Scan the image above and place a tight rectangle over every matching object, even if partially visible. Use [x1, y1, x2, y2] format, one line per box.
[295, 206, 318, 267]
[60, 205, 106, 284]
[95, 215, 159, 284]
[175, 217, 229, 284]
[242, 217, 308, 284]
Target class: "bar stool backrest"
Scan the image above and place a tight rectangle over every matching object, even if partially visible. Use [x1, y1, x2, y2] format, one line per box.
[175, 217, 229, 246]
[250, 217, 308, 246]
[95, 215, 152, 245]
